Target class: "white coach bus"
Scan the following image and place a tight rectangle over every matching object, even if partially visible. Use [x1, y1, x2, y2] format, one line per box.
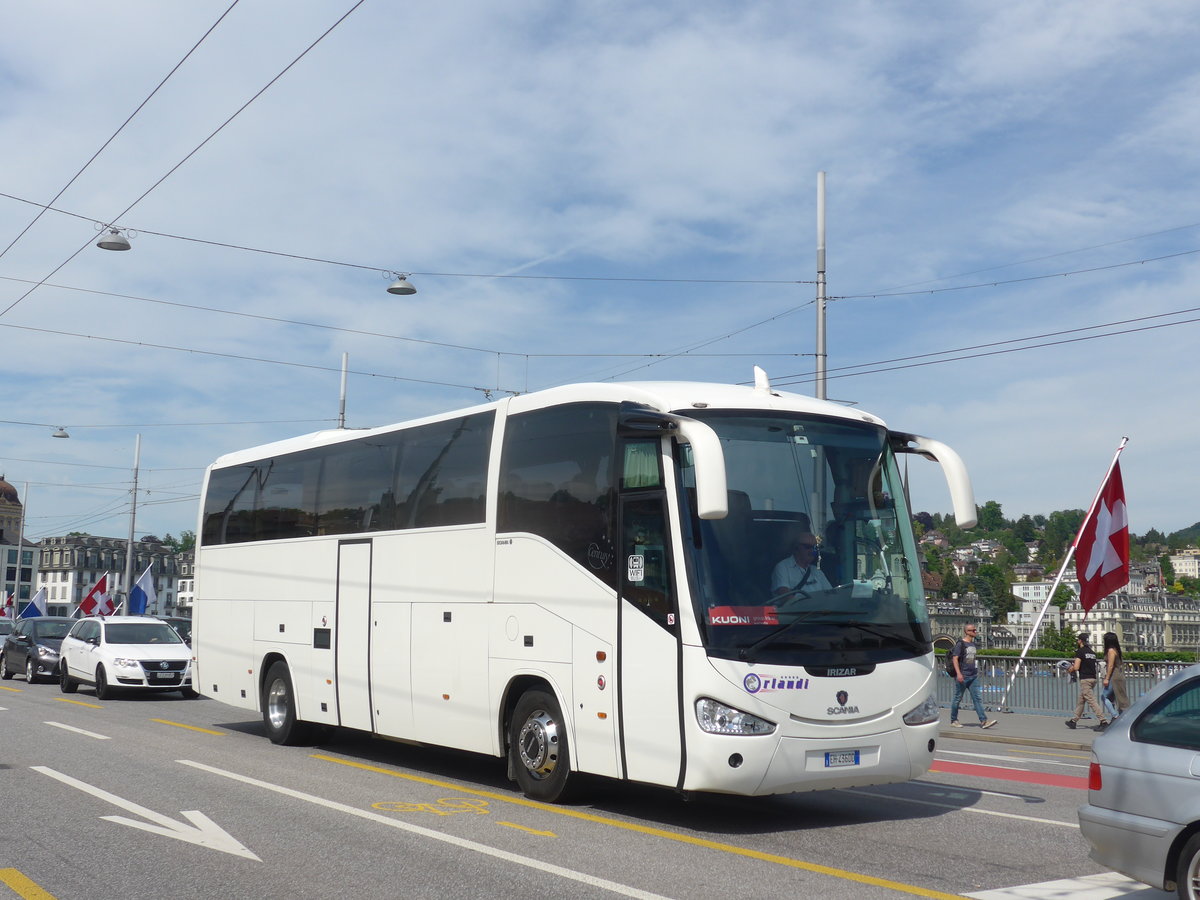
[194, 369, 976, 802]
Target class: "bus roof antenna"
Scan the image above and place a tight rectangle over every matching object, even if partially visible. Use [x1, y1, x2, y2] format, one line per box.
[753, 366, 773, 394]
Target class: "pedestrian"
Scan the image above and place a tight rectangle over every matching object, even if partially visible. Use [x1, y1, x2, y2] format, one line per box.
[949, 624, 997, 729]
[1100, 631, 1131, 718]
[1065, 634, 1110, 730]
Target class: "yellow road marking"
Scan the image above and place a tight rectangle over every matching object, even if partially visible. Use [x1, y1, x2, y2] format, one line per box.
[313, 754, 969, 900]
[150, 719, 225, 735]
[0, 686, 22, 693]
[53, 698, 102, 709]
[0, 868, 58, 899]
[497, 821, 556, 837]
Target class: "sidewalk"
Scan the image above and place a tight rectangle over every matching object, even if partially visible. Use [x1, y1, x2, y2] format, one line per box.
[938, 708, 1105, 752]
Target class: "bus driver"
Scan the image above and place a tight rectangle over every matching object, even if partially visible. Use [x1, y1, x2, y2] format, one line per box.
[771, 527, 833, 605]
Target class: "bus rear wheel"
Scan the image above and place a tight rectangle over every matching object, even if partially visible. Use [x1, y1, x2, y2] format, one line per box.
[262, 661, 314, 745]
[509, 689, 574, 803]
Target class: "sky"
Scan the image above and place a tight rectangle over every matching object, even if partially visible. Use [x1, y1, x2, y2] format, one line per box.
[2, 0, 1199, 544]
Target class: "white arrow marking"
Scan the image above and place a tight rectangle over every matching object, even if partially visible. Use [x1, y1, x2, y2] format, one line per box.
[33, 766, 260, 861]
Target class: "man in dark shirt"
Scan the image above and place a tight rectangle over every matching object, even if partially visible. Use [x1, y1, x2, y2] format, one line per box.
[1065, 634, 1110, 730]
[949, 624, 997, 729]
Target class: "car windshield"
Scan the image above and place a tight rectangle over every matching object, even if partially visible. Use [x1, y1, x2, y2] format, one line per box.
[33, 622, 72, 640]
[166, 620, 192, 641]
[679, 410, 929, 666]
[103, 623, 184, 645]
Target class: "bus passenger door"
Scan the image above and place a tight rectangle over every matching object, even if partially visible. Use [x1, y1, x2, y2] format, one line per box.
[618, 494, 683, 788]
[336, 539, 374, 731]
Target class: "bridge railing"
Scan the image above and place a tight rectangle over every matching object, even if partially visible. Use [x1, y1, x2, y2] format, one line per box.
[935, 654, 1195, 716]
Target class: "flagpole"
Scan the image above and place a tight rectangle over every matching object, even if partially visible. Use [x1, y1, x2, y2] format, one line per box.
[997, 437, 1129, 711]
[122, 434, 141, 616]
[15, 482, 29, 616]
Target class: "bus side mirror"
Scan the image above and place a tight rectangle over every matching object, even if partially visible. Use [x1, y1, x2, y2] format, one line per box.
[890, 432, 977, 528]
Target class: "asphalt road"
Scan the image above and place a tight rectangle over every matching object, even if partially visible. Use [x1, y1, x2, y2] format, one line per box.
[0, 677, 1173, 900]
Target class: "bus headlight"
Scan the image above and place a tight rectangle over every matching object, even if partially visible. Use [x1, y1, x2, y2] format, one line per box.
[902, 694, 939, 726]
[695, 698, 776, 735]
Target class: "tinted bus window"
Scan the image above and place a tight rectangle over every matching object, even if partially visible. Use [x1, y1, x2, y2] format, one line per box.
[498, 403, 617, 586]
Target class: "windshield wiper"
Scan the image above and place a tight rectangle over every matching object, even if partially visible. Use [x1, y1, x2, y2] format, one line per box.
[737, 607, 839, 662]
[842, 621, 929, 654]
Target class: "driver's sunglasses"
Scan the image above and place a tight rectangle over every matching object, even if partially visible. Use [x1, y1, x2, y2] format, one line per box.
[796, 542, 817, 550]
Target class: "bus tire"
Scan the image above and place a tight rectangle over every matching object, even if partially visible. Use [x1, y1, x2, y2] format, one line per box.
[262, 661, 312, 745]
[509, 689, 574, 803]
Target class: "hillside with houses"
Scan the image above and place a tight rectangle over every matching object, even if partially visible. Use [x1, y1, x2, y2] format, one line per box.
[918, 503, 1200, 657]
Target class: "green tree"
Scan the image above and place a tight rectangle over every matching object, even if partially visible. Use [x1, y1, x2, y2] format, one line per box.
[977, 500, 1006, 532]
[1160, 555, 1176, 585]
[941, 569, 961, 598]
[1050, 583, 1075, 609]
[1042, 509, 1086, 568]
[162, 531, 196, 553]
[1012, 515, 1037, 543]
[1041, 623, 1078, 654]
[999, 531, 1029, 563]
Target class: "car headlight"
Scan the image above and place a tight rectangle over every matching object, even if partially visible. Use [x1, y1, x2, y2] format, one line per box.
[902, 694, 940, 726]
[112, 657, 142, 669]
[695, 698, 776, 735]
[37, 646, 58, 658]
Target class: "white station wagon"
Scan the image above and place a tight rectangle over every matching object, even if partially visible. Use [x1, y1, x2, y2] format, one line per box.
[60, 616, 197, 700]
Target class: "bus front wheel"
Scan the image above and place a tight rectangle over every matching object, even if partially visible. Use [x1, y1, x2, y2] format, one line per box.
[262, 661, 312, 745]
[509, 689, 574, 803]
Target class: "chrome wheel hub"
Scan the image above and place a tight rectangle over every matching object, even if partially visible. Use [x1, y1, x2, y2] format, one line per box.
[517, 709, 559, 780]
[266, 678, 289, 730]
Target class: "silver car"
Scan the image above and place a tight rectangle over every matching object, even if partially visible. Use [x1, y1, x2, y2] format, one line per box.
[1078, 663, 1200, 900]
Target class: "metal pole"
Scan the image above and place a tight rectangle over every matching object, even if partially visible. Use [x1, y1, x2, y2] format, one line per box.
[815, 171, 827, 401]
[11, 482, 29, 617]
[338, 352, 348, 429]
[122, 434, 141, 614]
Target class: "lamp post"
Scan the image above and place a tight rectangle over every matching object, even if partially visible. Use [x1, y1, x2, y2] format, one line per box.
[122, 434, 141, 614]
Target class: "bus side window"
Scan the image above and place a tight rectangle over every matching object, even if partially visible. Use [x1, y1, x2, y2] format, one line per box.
[621, 496, 675, 630]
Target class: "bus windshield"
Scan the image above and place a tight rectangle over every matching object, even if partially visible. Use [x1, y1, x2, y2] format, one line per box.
[679, 411, 929, 666]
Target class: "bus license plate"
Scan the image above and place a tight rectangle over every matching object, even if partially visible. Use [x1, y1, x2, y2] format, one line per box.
[824, 750, 860, 768]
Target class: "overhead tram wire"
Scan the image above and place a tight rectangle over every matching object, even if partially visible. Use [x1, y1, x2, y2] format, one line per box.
[764, 304, 1200, 384]
[768, 311, 1200, 388]
[0, 0, 368, 322]
[0, 2, 241, 264]
[0, 190, 809, 287]
[0, 319, 496, 393]
[840, 221, 1200, 295]
[828, 247, 1200, 303]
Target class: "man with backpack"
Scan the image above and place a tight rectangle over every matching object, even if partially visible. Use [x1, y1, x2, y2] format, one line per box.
[949, 624, 998, 729]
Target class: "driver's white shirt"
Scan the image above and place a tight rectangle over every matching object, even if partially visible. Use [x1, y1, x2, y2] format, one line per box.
[771, 556, 833, 596]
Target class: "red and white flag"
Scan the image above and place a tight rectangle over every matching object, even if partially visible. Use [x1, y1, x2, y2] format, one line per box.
[79, 573, 114, 617]
[1074, 461, 1129, 612]
[2, 593, 12, 619]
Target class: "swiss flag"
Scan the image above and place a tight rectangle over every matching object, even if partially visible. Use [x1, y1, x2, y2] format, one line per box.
[1075, 461, 1129, 612]
[79, 573, 114, 617]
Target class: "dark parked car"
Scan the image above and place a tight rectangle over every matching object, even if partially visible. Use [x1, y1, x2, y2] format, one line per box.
[156, 616, 193, 645]
[1, 616, 76, 683]
[1078, 663, 1200, 900]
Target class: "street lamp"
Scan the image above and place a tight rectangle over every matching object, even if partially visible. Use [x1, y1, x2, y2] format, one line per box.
[96, 227, 132, 251]
[385, 272, 417, 295]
